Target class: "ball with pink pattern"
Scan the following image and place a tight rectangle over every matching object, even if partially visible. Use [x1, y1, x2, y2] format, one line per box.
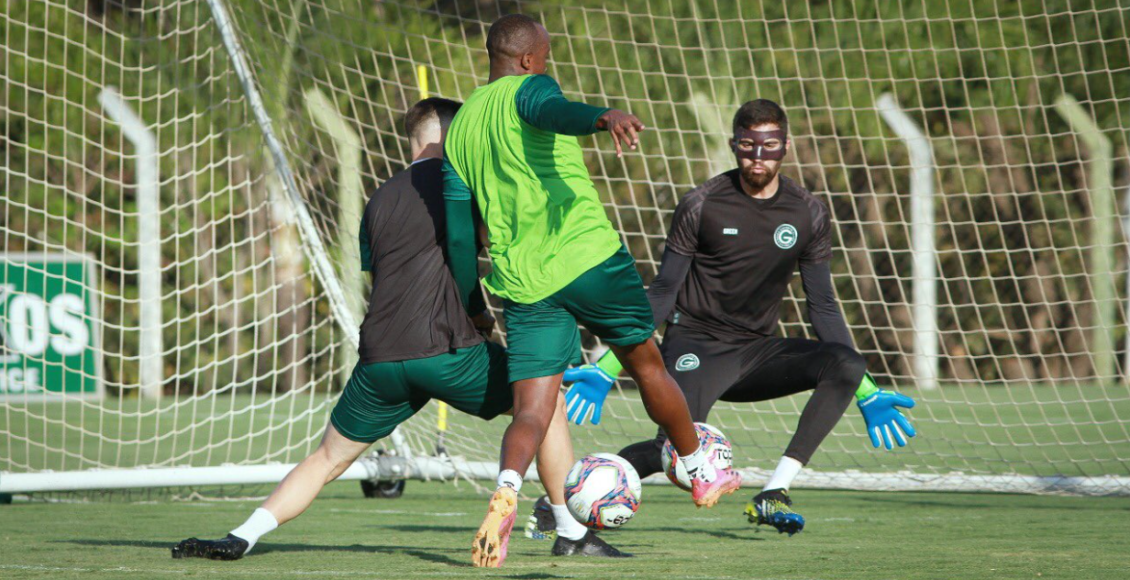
[661, 422, 734, 491]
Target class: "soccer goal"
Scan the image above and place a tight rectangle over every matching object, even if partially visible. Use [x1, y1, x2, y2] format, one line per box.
[2, 0, 1129, 498]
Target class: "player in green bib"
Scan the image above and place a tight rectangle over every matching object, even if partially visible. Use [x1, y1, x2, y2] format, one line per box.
[443, 14, 742, 568]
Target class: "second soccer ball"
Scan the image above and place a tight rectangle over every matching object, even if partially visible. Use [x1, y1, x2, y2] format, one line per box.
[661, 422, 734, 491]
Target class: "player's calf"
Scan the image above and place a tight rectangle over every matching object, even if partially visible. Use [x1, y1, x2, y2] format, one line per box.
[617, 437, 665, 479]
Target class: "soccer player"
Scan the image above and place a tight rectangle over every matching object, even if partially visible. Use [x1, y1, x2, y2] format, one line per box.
[562, 99, 917, 536]
[170, 98, 625, 561]
[443, 14, 741, 568]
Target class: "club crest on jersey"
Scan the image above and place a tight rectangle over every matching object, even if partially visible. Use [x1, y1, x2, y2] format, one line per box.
[774, 224, 798, 249]
[675, 353, 700, 371]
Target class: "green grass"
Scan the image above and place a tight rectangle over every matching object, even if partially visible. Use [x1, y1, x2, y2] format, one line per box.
[1, 481, 1128, 579]
[5, 383, 1130, 480]
[4, 384, 1129, 578]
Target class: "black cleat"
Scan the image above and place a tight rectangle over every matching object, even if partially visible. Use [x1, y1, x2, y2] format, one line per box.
[524, 495, 557, 540]
[551, 531, 632, 558]
[171, 534, 250, 560]
[745, 489, 805, 536]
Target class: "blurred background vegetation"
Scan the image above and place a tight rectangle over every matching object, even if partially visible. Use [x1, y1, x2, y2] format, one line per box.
[3, 0, 1130, 396]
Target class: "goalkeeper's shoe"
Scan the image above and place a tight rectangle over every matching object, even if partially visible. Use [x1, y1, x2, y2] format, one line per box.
[171, 534, 249, 561]
[745, 488, 805, 536]
[551, 531, 632, 558]
[690, 466, 742, 508]
[525, 495, 557, 541]
[472, 486, 518, 568]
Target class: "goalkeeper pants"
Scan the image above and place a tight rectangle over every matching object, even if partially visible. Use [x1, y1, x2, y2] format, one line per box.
[619, 325, 866, 477]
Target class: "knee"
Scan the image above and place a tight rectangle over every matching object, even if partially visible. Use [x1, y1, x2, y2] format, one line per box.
[821, 343, 866, 388]
[514, 403, 556, 433]
[312, 444, 356, 480]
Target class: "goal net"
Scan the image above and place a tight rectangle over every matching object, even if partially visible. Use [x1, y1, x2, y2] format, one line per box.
[2, 0, 1129, 497]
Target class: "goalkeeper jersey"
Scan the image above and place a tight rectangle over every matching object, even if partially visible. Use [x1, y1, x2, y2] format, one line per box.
[443, 74, 622, 304]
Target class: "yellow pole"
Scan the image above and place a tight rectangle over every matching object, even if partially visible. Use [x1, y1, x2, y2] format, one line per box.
[417, 64, 450, 453]
[417, 65, 429, 99]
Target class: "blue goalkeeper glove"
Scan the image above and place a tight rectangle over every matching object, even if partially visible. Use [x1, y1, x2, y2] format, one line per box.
[856, 374, 916, 450]
[563, 364, 615, 426]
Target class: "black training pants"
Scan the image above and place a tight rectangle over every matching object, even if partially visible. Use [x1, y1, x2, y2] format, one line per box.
[620, 324, 866, 478]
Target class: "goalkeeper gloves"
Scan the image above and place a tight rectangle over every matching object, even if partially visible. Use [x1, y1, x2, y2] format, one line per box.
[562, 352, 623, 426]
[856, 372, 917, 450]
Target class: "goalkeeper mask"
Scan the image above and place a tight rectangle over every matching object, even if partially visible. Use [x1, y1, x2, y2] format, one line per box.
[732, 127, 787, 161]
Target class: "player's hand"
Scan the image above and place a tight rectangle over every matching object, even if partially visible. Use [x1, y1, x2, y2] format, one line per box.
[857, 389, 917, 450]
[596, 110, 645, 158]
[471, 311, 496, 338]
[562, 364, 615, 426]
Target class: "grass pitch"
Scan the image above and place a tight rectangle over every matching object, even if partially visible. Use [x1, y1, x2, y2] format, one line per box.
[1, 481, 1128, 580]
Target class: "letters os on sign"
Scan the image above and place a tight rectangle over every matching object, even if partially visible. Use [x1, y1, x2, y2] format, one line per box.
[1, 254, 101, 399]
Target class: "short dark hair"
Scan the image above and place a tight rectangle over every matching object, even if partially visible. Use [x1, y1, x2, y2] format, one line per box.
[732, 99, 788, 135]
[486, 14, 541, 60]
[404, 97, 462, 140]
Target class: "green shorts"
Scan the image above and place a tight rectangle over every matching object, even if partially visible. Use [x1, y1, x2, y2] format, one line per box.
[330, 341, 512, 443]
[503, 245, 655, 382]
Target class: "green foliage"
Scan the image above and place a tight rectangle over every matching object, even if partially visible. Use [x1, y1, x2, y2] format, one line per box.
[3, 0, 1129, 392]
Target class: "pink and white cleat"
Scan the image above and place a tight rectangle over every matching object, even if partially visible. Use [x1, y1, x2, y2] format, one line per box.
[472, 486, 518, 567]
[691, 467, 742, 508]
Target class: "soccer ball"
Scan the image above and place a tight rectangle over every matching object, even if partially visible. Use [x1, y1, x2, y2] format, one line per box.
[661, 422, 734, 491]
[564, 453, 642, 530]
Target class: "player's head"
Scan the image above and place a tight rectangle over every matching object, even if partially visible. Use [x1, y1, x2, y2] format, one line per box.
[730, 99, 790, 190]
[404, 97, 462, 160]
[486, 14, 550, 76]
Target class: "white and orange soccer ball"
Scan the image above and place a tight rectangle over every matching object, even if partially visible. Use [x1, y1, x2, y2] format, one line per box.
[563, 453, 642, 530]
[661, 422, 734, 491]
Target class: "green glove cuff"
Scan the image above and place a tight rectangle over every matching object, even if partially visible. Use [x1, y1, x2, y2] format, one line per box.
[596, 351, 624, 378]
[855, 371, 880, 401]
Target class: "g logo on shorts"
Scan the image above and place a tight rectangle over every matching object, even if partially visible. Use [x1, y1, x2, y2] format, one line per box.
[675, 353, 700, 371]
[774, 224, 797, 249]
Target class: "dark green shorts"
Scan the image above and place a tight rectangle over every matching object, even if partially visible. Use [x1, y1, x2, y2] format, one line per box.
[330, 341, 512, 443]
[503, 245, 655, 382]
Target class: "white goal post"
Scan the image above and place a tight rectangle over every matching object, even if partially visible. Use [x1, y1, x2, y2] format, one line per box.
[2, 0, 1129, 498]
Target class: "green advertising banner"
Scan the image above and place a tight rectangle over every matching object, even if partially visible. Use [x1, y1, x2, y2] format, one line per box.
[0, 254, 101, 399]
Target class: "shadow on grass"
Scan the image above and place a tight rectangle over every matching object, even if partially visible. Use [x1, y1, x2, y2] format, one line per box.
[59, 539, 470, 567]
[366, 523, 466, 534]
[637, 526, 762, 541]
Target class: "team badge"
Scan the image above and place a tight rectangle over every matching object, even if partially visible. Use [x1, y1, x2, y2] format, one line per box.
[675, 353, 700, 371]
[774, 224, 797, 249]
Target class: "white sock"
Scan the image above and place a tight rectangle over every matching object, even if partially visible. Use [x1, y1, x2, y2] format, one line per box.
[497, 469, 523, 493]
[763, 456, 803, 492]
[550, 503, 588, 541]
[230, 508, 278, 552]
[679, 444, 716, 483]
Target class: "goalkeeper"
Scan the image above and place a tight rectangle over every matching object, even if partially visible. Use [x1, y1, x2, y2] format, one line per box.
[171, 98, 625, 561]
[559, 99, 917, 537]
